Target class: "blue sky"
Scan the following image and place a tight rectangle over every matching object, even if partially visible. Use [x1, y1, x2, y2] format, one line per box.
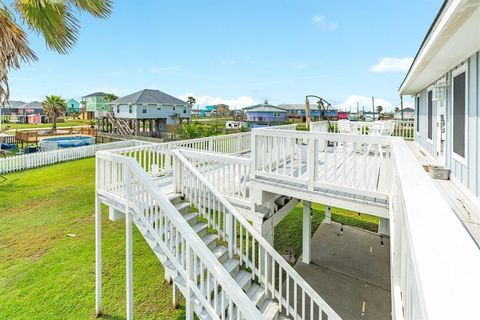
[9, 0, 443, 110]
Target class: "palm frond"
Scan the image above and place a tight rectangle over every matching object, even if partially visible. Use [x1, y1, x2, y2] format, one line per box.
[0, 6, 37, 105]
[15, 0, 80, 54]
[68, 0, 112, 18]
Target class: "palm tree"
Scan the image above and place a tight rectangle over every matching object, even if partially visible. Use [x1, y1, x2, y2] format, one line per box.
[394, 107, 400, 113]
[187, 96, 196, 106]
[0, 1, 112, 105]
[42, 95, 67, 132]
[105, 93, 118, 102]
[376, 105, 383, 114]
[176, 124, 202, 140]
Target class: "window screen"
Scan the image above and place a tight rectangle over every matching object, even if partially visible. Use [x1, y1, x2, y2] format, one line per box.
[453, 72, 466, 158]
[416, 96, 420, 132]
[427, 91, 433, 140]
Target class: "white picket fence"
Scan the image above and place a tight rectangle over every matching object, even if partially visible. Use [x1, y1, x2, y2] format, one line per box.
[0, 140, 146, 174]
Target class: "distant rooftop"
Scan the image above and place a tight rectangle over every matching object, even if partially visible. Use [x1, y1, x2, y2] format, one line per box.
[112, 89, 187, 105]
[83, 92, 109, 98]
[277, 104, 305, 111]
[19, 101, 43, 109]
[2, 100, 25, 108]
[243, 100, 287, 113]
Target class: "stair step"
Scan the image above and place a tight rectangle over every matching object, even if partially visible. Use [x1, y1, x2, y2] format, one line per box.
[246, 283, 267, 307]
[233, 270, 252, 291]
[167, 193, 182, 203]
[192, 222, 208, 237]
[222, 258, 240, 275]
[212, 245, 228, 263]
[201, 233, 218, 250]
[259, 299, 280, 320]
[175, 202, 190, 213]
[183, 212, 199, 225]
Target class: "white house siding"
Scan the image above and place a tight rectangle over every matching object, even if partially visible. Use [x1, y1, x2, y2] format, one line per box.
[113, 103, 190, 120]
[415, 51, 480, 199]
[415, 87, 436, 156]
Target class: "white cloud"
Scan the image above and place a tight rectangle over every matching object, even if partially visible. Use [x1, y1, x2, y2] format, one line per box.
[369, 57, 413, 73]
[178, 93, 257, 110]
[311, 15, 339, 30]
[335, 94, 394, 112]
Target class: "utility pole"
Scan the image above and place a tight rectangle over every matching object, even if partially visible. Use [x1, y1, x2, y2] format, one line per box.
[372, 96, 375, 120]
[400, 95, 404, 120]
[356, 102, 359, 120]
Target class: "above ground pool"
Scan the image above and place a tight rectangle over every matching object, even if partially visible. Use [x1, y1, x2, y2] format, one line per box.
[41, 136, 95, 151]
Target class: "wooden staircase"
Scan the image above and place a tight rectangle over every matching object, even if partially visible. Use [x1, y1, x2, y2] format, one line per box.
[106, 111, 134, 135]
[133, 192, 290, 319]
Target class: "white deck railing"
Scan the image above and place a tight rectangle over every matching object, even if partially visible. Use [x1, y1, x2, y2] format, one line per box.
[252, 128, 393, 197]
[390, 138, 480, 320]
[96, 151, 262, 320]
[179, 149, 251, 207]
[310, 120, 415, 140]
[0, 140, 144, 174]
[173, 149, 341, 319]
[107, 132, 251, 175]
[251, 127, 480, 319]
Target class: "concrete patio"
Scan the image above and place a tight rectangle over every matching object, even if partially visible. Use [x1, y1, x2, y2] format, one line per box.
[295, 221, 391, 320]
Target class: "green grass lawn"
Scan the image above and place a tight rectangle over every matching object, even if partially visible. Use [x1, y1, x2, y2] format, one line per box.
[4, 120, 91, 133]
[0, 158, 185, 320]
[0, 156, 379, 319]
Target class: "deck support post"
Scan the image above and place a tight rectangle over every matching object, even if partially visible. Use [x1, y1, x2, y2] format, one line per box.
[126, 208, 133, 320]
[302, 200, 312, 264]
[125, 168, 134, 320]
[325, 205, 331, 224]
[95, 195, 102, 317]
[172, 284, 179, 309]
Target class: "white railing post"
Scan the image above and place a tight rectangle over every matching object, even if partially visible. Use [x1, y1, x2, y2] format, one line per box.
[227, 210, 234, 258]
[125, 167, 134, 320]
[165, 148, 172, 174]
[95, 158, 102, 317]
[307, 137, 317, 191]
[185, 245, 194, 320]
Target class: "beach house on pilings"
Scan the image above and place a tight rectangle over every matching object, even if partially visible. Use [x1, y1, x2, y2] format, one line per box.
[98, 89, 191, 137]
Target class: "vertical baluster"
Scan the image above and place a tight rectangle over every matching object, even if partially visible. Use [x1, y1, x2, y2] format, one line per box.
[294, 283, 298, 320]
[286, 274, 290, 316]
[302, 289, 305, 319]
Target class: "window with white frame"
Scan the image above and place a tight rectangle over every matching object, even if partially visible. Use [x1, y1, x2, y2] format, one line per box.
[427, 90, 433, 141]
[452, 67, 467, 161]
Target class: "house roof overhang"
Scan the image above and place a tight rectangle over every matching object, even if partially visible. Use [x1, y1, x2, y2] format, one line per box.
[399, 0, 480, 95]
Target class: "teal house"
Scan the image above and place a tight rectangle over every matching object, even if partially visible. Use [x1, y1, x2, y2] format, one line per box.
[66, 98, 80, 114]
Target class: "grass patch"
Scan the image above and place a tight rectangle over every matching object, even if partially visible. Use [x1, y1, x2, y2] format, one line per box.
[274, 202, 379, 262]
[0, 158, 185, 319]
[4, 120, 91, 133]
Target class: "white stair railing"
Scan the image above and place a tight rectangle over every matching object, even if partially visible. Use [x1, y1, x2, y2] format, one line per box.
[105, 132, 251, 175]
[173, 149, 341, 320]
[179, 149, 251, 207]
[96, 151, 262, 319]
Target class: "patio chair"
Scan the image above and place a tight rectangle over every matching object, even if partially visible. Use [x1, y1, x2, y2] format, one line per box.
[369, 121, 384, 136]
[382, 120, 395, 136]
[338, 120, 352, 134]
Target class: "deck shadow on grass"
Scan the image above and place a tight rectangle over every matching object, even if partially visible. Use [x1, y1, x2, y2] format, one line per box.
[98, 314, 125, 320]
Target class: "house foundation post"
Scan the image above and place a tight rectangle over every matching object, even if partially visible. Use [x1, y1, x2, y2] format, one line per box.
[302, 200, 311, 264]
[95, 195, 102, 316]
[325, 205, 331, 224]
